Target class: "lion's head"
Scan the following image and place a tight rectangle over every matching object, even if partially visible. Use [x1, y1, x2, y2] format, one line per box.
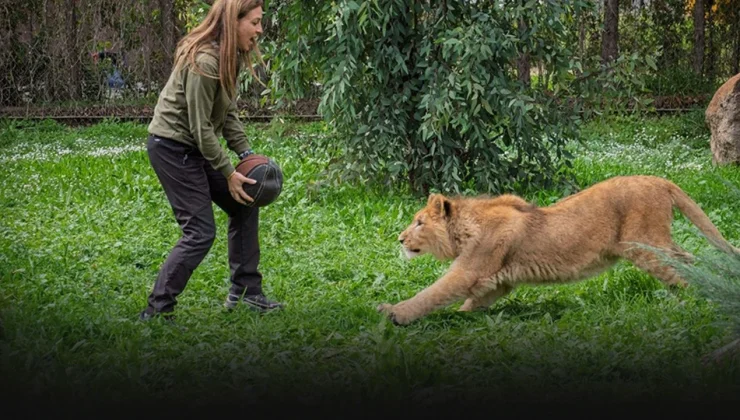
[398, 193, 456, 260]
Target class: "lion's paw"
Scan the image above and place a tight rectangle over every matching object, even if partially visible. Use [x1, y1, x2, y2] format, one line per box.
[376, 303, 404, 326]
[376, 303, 393, 314]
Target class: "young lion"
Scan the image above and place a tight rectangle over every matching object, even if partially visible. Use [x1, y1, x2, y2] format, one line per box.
[377, 175, 739, 326]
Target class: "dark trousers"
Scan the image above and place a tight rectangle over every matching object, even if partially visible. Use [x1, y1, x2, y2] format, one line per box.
[144, 134, 262, 314]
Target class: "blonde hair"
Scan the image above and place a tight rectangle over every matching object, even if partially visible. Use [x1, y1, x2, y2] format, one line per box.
[173, 0, 265, 100]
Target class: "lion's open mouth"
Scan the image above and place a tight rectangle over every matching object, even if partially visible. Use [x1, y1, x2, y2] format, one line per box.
[401, 247, 421, 260]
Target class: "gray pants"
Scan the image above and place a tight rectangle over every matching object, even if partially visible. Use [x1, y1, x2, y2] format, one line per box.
[144, 134, 262, 314]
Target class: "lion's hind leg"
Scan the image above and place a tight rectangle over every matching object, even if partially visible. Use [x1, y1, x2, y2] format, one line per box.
[617, 242, 692, 287]
[617, 206, 694, 287]
[669, 244, 695, 265]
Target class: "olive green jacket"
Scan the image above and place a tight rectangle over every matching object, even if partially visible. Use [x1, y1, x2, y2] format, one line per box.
[148, 44, 250, 178]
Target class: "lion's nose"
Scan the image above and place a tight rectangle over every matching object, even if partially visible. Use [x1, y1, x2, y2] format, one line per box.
[398, 238, 404, 244]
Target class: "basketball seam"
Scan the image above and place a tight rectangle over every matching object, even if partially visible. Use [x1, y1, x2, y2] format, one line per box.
[249, 166, 268, 207]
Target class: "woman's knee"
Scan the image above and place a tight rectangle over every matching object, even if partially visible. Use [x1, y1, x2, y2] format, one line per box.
[180, 207, 218, 251]
[191, 222, 217, 249]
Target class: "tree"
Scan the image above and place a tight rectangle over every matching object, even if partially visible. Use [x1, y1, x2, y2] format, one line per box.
[693, 0, 705, 75]
[601, 0, 619, 65]
[517, 12, 531, 86]
[309, 0, 644, 196]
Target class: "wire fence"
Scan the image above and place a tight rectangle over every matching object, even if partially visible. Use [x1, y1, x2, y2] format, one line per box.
[1, 0, 735, 125]
[0, 0, 322, 124]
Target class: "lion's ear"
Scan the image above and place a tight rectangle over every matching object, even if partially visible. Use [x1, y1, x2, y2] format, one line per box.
[426, 193, 440, 207]
[428, 193, 452, 219]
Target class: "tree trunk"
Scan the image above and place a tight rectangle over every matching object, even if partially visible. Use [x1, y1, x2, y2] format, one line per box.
[517, 17, 531, 87]
[733, 6, 740, 75]
[65, 0, 80, 100]
[601, 0, 619, 66]
[692, 0, 704, 75]
[143, 0, 153, 96]
[42, 0, 51, 103]
[0, 2, 20, 105]
[158, 0, 177, 81]
[47, 0, 62, 102]
[705, 0, 715, 81]
[579, 17, 585, 64]
[654, 0, 675, 70]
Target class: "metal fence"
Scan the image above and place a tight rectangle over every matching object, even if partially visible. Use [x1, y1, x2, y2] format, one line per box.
[0, 0, 321, 124]
[2, 1, 737, 123]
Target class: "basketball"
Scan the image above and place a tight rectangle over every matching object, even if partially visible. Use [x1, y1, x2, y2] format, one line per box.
[234, 154, 284, 208]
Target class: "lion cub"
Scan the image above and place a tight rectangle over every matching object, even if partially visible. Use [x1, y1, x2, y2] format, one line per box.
[377, 175, 739, 326]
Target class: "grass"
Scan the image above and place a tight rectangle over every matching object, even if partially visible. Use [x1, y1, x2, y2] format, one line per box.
[1, 111, 740, 411]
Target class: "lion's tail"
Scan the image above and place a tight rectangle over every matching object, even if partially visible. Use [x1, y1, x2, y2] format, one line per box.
[668, 182, 740, 255]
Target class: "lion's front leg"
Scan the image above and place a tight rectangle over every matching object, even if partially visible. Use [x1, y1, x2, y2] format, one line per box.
[459, 283, 512, 312]
[377, 266, 474, 325]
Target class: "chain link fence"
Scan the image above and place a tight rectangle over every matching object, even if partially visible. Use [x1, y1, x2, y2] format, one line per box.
[0, 0, 321, 124]
[2, 1, 738, 123]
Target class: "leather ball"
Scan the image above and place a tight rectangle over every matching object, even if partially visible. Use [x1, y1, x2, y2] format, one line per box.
[234, 154, 284, 207]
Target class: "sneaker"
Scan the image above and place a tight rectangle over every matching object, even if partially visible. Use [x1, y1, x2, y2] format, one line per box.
[138, 310, 176, 323]
[224, 292, 284, 312]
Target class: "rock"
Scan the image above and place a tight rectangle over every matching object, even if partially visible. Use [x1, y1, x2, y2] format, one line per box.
[706, 73, 740, 165]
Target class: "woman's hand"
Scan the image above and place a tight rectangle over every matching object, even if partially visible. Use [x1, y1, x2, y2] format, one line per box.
[227, 171, 257, 205]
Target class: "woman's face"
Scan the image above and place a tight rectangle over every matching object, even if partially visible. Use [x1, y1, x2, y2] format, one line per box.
[237, 6, 263, 52]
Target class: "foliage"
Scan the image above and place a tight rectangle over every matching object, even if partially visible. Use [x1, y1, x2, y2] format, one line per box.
[257, 1, 334, 106]
[180, 0, 212, 31]
[658, 180, 740, 337]
[617, 0, 738, 96]
[308, 0, 650, 196]
[674, 248, 740, 336]
[643, 67, 721, 97]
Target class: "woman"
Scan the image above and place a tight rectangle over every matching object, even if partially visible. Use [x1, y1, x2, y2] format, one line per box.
[140, 0, 282, 321]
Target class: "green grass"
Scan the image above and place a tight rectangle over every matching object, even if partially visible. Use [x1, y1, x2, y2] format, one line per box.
[1, 112, 739, 409]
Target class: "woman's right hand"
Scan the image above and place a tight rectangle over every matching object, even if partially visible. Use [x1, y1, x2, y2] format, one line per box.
[227, 171, 257, 205]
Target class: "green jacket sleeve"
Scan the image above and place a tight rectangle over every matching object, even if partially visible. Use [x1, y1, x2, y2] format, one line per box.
[223, 100, 250, 156]
[183, 62, 236, 178]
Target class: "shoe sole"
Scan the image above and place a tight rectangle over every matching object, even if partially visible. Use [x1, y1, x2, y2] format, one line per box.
[224, 300, 282, 313]
[138, 312, 185, 330]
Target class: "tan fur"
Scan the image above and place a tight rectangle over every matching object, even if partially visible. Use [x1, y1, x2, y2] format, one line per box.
[377, 175, 739, 326]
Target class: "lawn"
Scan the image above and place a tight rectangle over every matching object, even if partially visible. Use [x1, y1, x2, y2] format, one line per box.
[1, 111, 739, 411]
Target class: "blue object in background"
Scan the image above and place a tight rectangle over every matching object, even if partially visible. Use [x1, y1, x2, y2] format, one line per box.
[107, 68, 125, 89]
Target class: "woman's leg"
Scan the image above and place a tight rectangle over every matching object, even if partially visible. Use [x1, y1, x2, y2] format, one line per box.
[207, 163, 283, 312]
[142, 135, 217, 316]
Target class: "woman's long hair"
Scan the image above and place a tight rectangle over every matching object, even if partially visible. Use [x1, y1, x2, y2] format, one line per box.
[173, 0, 265, 100]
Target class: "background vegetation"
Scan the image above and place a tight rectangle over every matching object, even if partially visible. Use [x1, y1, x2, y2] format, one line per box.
[2, 0, 739, 195]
